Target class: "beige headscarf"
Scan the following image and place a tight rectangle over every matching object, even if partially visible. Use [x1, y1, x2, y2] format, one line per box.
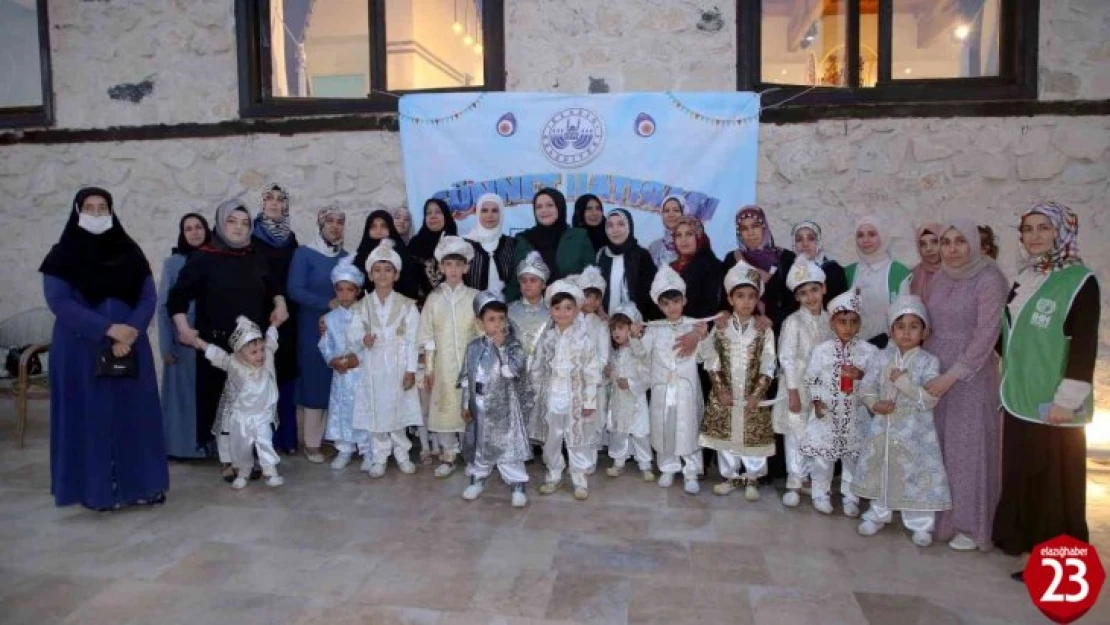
[854, 215, 889, 265]
[940, 218, 992, 280]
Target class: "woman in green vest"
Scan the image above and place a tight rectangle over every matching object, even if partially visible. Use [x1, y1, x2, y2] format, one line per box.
[505, 188, 595, 302]
[993, 202, 1100, 577]
[845, 216, 911, 348]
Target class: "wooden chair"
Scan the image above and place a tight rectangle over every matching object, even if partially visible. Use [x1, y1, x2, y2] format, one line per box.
[0, 307, 54, 447]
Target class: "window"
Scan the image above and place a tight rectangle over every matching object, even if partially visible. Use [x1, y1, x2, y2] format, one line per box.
[0, 0, 53, 128]
[236, 0, 505, 118]
[738, 0, 1038, 107]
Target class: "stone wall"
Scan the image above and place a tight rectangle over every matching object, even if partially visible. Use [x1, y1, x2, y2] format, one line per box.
[38, 0, 1110, 129]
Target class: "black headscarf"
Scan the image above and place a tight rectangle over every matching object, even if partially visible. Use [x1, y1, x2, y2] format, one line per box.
[407, 198, 458, 262]
[171, 212, 211, 256]
[351, 209, 423, 299]
[602, 208, 639, 255]
[598, 208, 651, 312]
[39, 187, 153, 308]
[521, 187, 569, 276]
[573, 194, 607, 253]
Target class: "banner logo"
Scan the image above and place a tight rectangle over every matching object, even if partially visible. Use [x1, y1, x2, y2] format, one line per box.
[541, 108, 605, 168]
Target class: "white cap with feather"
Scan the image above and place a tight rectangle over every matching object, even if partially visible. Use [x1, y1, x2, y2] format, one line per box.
[366, 238, 402, 273]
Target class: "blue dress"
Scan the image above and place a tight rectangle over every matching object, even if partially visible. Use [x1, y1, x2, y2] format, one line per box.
[44, 275, 169, 509]
[321, 306, 368, 447]
[157, 254, 205, 458]
[287, 247, 346, 409]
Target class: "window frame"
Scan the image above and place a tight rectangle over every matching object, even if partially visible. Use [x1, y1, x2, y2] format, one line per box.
[235, 0, 505, 119]
[737, 0, 1040, 109]
[0, 0, 55, 129]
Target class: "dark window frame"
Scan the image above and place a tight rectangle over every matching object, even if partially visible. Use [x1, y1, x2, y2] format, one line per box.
[235, 0, 505, 119]
[737, 0, 1040, 110]
[0, 0, 55, 129]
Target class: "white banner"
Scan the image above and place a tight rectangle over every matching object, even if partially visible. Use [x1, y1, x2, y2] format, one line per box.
[399, 92, 760, 258]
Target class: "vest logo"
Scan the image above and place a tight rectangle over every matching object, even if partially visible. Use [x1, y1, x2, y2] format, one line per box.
[1032, 297, 1057, 329]
[541, 108, 605, 168]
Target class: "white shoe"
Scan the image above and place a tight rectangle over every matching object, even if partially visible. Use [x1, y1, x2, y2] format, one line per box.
[303, 448, 326, 464]
[538, 479, 562, 495]
[462, 481, 485, 501]
[331, 452, 353, 470]
[606, 463, 624, 478]
[511, 489, 528, 508]
[573, 487, 588, 501]
[912, 531, 933, 548]
[684, 479, 700, 495]
[657, 473, 675, 488]
[713, 480, 739, 496]
[857, 519, 883, 536]
[641, 470, 655, 483]
[782, 490, 800, 508]
[231, 476, 248, 490]
[368, 464, 386, 478]
[434, 462, 455, 478]
[744, 484, 760, 501]
[814, 498, 834, 515]
[398, 461, 417, 475]
[266, 474, 284, 487]
[948, 533, 977, 551]
[360, 455, 374, 473]
[843, 502, 860, 518]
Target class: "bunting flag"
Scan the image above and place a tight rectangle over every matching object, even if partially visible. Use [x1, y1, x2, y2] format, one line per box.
[398, 92, 760, 257]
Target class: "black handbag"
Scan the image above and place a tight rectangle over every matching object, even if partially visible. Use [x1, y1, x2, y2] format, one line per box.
[96, 347, 138, 378]
[5, 345, 43, 378]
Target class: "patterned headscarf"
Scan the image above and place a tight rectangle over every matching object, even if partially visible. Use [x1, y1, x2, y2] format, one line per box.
[735, 205, 782, 272]
[1020, 201, 1083, 275]
[791, 220, 826, 264]
[310, 205, 346, 257]
[253, 183, 294, 247]
[670, 215, 710, 274]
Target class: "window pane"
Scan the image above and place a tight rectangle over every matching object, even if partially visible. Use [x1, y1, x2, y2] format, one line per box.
[386, 0, 485, 91]
[0, 0, 44, 108]
[269, 0, 371, 98]
[892, 0, 1000, 79]
[760, 0, 847, 87]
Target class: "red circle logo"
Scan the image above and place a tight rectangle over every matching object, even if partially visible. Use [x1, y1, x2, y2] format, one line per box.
[1024, 535, 1105, 623]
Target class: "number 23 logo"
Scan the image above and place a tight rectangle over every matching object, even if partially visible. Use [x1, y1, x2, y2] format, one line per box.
[1041, 558, 1090, 603]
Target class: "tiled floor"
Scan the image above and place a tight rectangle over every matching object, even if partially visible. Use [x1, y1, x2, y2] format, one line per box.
[3, 405, 1110, 625]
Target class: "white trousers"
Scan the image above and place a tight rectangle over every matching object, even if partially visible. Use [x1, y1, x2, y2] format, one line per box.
[543, 421, 596, 488]
[863, 503, 935, 533]
[369, 429, 412, 466]
[217, 422, 280, 474]
[435, 432, 461, 460]
[467, 458, 529, 484]
[608, 432, 653, 470]
[657, 451, 703, 480]
[784, 433, 810, 490]
[334, 440, 370, 455]
[809, 456, 858, 505]
[716, 450, 768, 480]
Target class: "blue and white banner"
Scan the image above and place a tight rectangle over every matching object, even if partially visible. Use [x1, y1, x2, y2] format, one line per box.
[399, 92, 760, 258]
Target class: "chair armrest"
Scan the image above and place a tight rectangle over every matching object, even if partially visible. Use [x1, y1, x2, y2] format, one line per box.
[18, 344, 49, 387]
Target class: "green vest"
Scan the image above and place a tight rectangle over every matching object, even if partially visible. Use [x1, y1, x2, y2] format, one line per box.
[845, 261, 911, 303]
[1000, 265, 1095, 425]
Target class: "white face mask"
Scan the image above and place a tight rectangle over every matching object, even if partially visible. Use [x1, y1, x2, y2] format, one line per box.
[78, 213, 113, 235]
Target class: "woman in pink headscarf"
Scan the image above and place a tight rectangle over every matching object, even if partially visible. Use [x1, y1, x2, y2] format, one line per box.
[923, 218, 1009, 552]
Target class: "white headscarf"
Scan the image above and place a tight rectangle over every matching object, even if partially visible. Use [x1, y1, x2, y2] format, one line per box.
[854, 215, 889, 266]
[466, 193, 505, 252]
